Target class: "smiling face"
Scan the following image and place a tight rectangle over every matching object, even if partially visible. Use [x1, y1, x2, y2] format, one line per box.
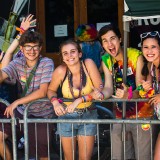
[101, 30, 122, 58]
[20, 42, 42, 64]
[61, 43, 82, 66]
[142, 38, 160, 63]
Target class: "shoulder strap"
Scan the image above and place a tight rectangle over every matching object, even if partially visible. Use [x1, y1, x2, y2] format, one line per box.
[81, 61, 94, 87]
[21, 59, 40, 97]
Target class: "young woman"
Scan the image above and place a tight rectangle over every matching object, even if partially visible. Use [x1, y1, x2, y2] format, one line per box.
[47, 39, 103, 160]
[140, 31, 160, 160]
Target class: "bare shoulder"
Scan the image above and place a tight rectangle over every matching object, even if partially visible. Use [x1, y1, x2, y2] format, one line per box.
[53, 64, 67, 79]
[83, 59, 96, 69]
[137, 54, 143, 61]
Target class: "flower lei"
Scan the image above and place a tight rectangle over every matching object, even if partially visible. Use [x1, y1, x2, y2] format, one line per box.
[136, 84, 154, 98]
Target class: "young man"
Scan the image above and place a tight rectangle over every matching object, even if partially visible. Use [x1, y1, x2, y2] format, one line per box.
[0, 30, 54, 160]
[96, 24, 153, 159]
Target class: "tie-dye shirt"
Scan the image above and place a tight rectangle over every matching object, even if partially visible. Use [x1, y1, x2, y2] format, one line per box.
[102, 48, 153, 118]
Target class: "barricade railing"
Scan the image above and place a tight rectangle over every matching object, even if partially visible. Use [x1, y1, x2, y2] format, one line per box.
[0, 98, 17, 160]
[1, 97, 159, 160]
[22, 98, 158, 160]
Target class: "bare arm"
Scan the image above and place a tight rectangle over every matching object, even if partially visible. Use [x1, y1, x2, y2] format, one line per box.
[4, 82, 49, 118]
[133, 54, 145, 98]
[85, 59, 103, 91]
[101, 61, 113, 99]
[47, 65, 67, 116]
[1, 14, 36, 68]
[114, 55, 146, 99]
[0, 70, 9, 83]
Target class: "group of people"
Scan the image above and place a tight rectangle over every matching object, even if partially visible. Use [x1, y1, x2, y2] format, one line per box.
[0, 14, 160, 160]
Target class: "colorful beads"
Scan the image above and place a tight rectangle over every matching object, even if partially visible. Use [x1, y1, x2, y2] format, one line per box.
[137, 84, 154, 98]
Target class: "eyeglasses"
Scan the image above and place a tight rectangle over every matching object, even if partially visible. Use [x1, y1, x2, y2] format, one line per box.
[23, 45, 40, 51]
[140, 31, 160, 41]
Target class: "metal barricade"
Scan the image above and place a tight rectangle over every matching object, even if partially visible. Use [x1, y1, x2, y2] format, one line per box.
[21, 98, 159, 160]
[0, 98, 17, 160]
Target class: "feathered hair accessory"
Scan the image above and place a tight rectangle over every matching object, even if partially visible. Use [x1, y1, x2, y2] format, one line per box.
[75, 24, 98, 42]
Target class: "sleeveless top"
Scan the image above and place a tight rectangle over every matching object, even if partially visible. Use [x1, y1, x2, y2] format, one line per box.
[62, 62, 94, 109]
[102, 48, 153, 118]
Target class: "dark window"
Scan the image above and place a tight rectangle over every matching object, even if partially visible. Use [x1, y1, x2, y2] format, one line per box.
[45, 0, 74, 53]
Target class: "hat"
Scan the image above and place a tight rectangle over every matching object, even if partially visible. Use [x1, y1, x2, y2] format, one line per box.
[75, 24, 98, 42]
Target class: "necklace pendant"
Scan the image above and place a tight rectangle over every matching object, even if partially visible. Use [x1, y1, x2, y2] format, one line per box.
[20, 75, 26, 83]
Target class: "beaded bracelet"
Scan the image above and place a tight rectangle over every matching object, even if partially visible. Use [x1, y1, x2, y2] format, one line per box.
[51, 97, 58, 103]
[128, 86, 133, 99]
[82, 96, 86, 102]
[87, 94, 93, 102]
[100, 92, 105, 100]
[15, 34, 21, 41]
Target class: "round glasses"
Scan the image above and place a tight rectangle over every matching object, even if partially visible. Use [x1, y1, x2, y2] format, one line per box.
[23, 45, 40, 51]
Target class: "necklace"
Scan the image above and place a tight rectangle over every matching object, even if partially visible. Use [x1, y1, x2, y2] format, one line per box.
[153, 65, 159, 94]
[68, 62, 83, 99]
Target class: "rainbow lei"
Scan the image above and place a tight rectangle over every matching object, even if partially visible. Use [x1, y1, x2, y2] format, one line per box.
[136, 84, 154, 98]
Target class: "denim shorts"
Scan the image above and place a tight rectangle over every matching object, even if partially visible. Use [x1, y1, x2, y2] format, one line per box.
[57, 109, 98, 137]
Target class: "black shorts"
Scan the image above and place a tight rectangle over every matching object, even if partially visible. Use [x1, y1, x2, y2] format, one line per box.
[0, 109, 54, 158]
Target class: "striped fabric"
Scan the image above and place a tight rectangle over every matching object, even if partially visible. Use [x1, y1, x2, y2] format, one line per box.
[2, 56, 54, 118]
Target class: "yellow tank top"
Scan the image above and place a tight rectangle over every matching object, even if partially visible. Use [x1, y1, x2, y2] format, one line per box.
[62, 62, 93, 109]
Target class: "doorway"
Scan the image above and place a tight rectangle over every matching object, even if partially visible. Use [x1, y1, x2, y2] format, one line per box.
[36, 0, 122, 67]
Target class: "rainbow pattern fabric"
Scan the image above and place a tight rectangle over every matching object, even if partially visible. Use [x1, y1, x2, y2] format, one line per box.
[102, 48, 153, 118]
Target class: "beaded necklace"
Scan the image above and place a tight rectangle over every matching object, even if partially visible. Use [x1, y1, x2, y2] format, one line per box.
[153, 65, 160, 94]
[112, 60, 123, 112]
[67, 62, 84, 99]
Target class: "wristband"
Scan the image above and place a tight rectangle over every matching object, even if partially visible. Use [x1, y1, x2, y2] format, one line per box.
[100, 92, 105, 100]
[82, 96, 86, 102]
[128, 86, 133, 99]
[87, 94, 93, 102]
[51, 97, 58, 103]
[20, 27, 25, 32]
[16, 27, 25, 34]
[15, 34, 21, 41]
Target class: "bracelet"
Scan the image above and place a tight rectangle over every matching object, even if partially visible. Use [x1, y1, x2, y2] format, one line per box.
[82, 96, 86, 102]
[20, 27, 25, 32]
[87, 94, 93, 102]
[100, 92, 105, 100]
[81, 97, 84, 103]
[51, 97, 58, 103]
[128, 86, 133, 99]
[15, 34, 21, 41]
[16, 27, 25, 34]
[50, 96, 58, 103]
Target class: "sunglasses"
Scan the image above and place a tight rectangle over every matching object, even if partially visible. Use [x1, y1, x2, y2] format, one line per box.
[140, 31, 160, 41]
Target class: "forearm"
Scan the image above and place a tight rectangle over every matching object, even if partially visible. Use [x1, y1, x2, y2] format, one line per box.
[15, 89, 47, 106]
[47, 89, 58, 100]
[132, 90, 140, 99]
[103, 87, 113, 99]
[1, 38, 19, 68]
[0, 70, 3, 83]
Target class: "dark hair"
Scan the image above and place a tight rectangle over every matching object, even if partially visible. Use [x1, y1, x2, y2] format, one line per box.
[141, 34, 160, 76]
[19, 30, 43, 46]
[98, 24, 121, 42]
[141, 56, 149, 77]
[59, 39, 82, 54]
